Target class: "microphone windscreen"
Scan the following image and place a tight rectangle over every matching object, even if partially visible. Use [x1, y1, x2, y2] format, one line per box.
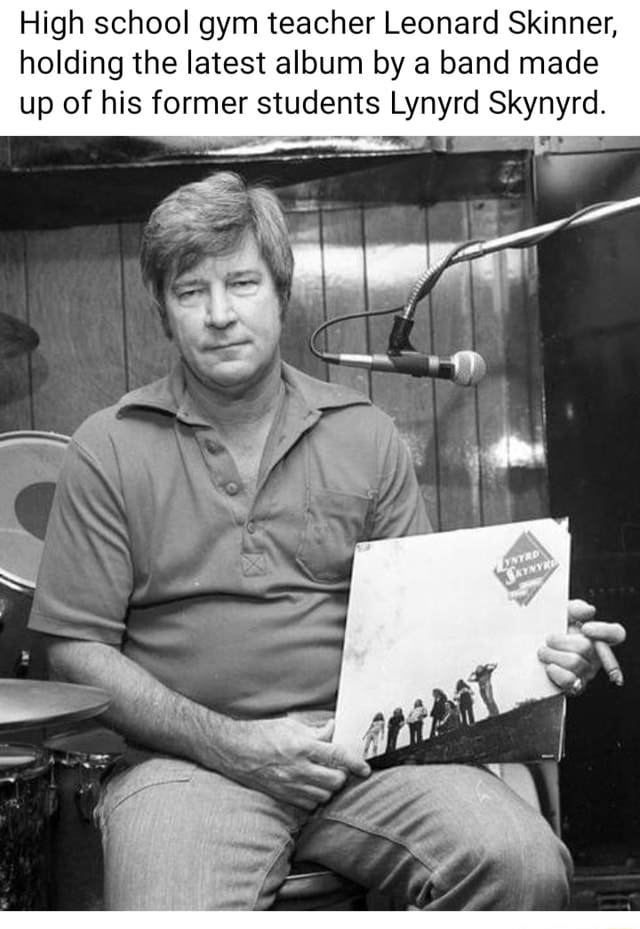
[452, 351, 487, 387]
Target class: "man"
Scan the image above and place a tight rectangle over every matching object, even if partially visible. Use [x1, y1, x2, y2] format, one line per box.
[469, 663, 499, 717]
[29, 171, 624, 910]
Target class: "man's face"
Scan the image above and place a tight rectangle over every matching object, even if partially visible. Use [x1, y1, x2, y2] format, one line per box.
[163, 234, 283, 394]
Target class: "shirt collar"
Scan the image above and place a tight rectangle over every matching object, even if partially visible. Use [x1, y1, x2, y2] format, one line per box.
[116, 361, 370, 425]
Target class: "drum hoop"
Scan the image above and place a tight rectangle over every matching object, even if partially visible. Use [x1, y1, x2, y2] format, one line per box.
[0, 430, 70, 447]
[0, 568, 34, 592]
[0, 744, 51, 783]
[53, 750, 122, 769]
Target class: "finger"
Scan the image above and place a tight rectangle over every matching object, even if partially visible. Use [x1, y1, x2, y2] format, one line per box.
[263, 764, 344, 807]
[537, 644, 592, 679]
[310, 740, 371, 779]
[568, 599, 596, 623]
[284, 786, 334, 811]
[309, 765, 349, 793]
[314, 719, 335, 742]
[542, 632, 595, 660]
[327, 743, 371, 779]
[579, 621, 626, 646]
[543, 661, 582, 693]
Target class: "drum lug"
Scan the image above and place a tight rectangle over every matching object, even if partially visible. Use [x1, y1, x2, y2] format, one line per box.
[75, 774, 100, 823]
[47, 780, 60, 818]
[13, 649, 30, 678]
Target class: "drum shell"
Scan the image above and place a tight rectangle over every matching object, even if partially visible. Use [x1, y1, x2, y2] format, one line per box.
[0, 576, 46, 680]
[0, 744, 52, 911]
[47, 728, 125, 911]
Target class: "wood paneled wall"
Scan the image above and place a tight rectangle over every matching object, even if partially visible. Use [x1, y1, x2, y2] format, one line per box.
[0, 163, 547, 533]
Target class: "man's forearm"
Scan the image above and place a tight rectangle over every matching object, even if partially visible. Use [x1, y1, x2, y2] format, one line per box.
[43, 636, 370, 810]
[44, 637, 242, 774]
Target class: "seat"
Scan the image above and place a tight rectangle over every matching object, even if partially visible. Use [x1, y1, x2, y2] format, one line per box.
[272, 863, 368, 911]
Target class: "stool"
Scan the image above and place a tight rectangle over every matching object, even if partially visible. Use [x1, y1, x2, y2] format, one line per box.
[272, 863, 368, 911]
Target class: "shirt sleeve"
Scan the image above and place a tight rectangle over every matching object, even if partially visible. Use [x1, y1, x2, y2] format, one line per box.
[29, 436, 133, 645]
[370, 414, 433, 540]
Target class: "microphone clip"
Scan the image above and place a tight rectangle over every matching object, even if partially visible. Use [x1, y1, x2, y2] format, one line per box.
[388, 314, 416, 354]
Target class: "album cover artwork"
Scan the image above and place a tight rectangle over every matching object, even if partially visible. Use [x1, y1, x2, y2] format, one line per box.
[333, 518, 570, 768]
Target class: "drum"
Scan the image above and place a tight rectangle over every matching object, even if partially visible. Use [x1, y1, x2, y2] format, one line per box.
[0, 743, 52, 910]
[0, 431, 69, 679]
[46, 726, 126, 911]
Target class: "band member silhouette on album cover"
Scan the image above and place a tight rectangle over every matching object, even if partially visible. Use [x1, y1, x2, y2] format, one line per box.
[469, 663, 500, 716]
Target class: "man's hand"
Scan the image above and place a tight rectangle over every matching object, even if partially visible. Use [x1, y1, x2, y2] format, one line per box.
[210, 716, 370, 811]
[537, 599, 626, 694]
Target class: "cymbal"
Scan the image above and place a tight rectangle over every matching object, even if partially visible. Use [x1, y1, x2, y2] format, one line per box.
[0, 679, 110, 731]
[0, 313, 39, 359]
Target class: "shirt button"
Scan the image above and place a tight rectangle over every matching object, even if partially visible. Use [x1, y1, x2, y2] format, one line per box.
[205, 440, 216, 454]
[225, 482, 239, 496]
[247, 521, 256, 534]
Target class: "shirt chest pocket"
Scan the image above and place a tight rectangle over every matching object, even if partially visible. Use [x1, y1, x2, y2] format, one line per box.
[296, 487, 375, 584]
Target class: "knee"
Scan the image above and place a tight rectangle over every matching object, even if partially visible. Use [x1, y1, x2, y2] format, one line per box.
[427, 815, 571, 910]
[524, 839, 571, 910]
[470, 820, 572, 910]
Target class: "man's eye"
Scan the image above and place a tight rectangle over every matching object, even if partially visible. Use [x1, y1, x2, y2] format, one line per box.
[231, 279, 258, 291]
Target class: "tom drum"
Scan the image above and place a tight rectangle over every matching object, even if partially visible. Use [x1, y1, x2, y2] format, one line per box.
[0, 431, 69, 679]
[46, 726, 126, 911]
[0, 744, 52, 910]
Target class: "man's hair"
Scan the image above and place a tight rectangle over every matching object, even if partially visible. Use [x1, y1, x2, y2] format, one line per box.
[140, 171, 294, 334]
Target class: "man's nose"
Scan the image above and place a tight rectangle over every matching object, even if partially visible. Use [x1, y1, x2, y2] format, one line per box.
[204, 290, 235, 328]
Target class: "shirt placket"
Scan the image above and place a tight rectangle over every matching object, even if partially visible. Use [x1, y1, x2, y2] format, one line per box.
[197, 430, 270, 579]
[243, 394, 322, 580]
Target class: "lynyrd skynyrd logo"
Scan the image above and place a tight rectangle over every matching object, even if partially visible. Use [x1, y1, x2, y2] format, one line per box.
[494, 530, 558, 606]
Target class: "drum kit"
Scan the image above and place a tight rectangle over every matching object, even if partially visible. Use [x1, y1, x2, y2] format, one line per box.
[1, 316, 123, 911]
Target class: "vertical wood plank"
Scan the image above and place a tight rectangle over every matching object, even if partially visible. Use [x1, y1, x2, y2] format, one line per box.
[429, 202, 483, 531]
[320, 207, 370, 397]
[468, 200, 511, 526]
[497, 199, 548, 521]
[121, 223, 176, 390]
[364, 205, 438, 516]
[283, 210, 326, 380]
[0, 231, 32, 432]
[468, 198, 548, 526]
[523, 238, 549, 518]
[27, 226, 126, 435]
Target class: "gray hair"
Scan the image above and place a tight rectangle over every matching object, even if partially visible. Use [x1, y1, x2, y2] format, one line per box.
[140, 172, 294, 334]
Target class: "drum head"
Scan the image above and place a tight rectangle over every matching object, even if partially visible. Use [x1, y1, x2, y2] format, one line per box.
[0, 431, 69, 590]
[0, 743, 50, 781]
[46, 726, 126, 760]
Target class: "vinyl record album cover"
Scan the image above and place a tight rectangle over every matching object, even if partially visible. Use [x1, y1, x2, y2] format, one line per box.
[334, 518, 570, 768]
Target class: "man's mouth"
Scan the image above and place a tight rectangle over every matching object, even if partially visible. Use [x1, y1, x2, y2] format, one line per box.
[204, 341, 248, 352]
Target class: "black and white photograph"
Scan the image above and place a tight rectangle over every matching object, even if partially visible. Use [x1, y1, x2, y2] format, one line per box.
[0, 134, 634, 913]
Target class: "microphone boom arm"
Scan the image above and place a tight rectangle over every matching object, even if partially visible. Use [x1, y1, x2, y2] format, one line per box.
[309, 195, 640, 381]
[450, 196, 640, 263]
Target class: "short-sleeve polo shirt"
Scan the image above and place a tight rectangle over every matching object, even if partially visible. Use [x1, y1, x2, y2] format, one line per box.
[30, 362, 431, 718]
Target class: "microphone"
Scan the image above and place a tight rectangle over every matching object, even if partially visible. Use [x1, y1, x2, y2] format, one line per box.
[326, 350, 486, 387]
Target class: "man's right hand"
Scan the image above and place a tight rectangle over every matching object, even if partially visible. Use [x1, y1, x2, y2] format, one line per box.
[42, 638, 369, 812]
[210, 716, 371, 811]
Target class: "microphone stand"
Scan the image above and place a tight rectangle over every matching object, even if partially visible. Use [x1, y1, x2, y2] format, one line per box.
[309, 196, 640, 374]
[389, 195, 640, 355]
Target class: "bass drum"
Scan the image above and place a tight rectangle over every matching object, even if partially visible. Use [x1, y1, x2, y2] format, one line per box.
[0, 431, 69, 680]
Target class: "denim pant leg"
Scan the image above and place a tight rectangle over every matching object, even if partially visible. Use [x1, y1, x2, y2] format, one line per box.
[95, 756, 305, 910]
[294, 764, 573, 911]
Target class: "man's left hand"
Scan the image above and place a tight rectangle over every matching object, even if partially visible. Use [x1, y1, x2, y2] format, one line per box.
[537, 599, 626, 695]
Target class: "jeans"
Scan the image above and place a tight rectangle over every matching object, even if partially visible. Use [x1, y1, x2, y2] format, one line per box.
[95, 756, 572, 910]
